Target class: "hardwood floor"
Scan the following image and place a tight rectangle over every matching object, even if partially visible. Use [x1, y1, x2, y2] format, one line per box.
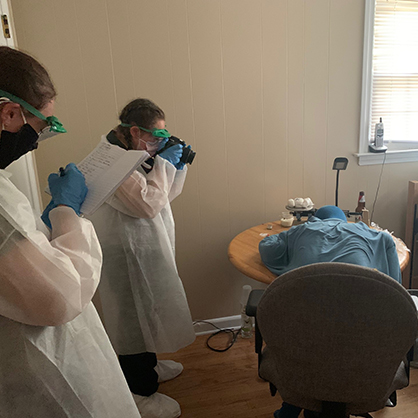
[159, 334, 418, 418]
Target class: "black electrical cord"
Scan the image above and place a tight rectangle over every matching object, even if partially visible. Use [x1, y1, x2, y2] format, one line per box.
[193, 320, 241, 352]
[370, 151, 387, 223]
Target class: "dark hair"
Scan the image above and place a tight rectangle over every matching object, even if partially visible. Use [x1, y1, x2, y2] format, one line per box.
[0, 46, 56, 110]
[117, 98, 165, 147]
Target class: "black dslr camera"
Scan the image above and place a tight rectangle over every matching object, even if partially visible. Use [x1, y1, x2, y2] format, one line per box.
[157, 136, 196, 165]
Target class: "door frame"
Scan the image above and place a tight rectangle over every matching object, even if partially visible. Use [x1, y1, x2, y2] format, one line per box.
[0, 0, 42, 213]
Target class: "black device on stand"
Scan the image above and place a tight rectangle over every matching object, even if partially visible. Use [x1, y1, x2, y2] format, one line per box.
[332, 157, 348, 207]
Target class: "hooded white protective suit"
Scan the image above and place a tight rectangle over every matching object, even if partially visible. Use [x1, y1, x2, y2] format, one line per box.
[89, 142, 195, 355]
[0, 170, 141, 418]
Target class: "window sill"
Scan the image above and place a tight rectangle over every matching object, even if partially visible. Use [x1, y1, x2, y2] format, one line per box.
[355, 149, 418, 166]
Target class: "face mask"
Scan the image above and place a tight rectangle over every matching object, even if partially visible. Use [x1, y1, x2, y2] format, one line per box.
[0, 123, 39, 169]
[139, 137, 162, 155]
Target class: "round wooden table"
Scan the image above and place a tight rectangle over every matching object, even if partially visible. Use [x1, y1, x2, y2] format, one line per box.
[228, 220, 410, 285]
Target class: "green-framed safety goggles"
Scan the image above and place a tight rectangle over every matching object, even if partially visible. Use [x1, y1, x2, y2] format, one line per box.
[120, 122, 171, 139]
[0, 89, 66, 134]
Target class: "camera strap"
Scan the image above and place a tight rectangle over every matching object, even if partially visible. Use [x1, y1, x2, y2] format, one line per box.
[141, 157, 154, 174]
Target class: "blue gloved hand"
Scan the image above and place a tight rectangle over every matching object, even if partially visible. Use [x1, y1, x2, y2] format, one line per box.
[158, 143, 183, 167]
[174, 145, 191, 170]
[41, 199, 56, 229]
[41, 163, 88, 228]
[175, 161, 185, 170]
[157, 137, 169, 152]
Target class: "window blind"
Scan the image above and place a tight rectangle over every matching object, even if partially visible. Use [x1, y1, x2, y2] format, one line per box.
[371, 0, 418, 143]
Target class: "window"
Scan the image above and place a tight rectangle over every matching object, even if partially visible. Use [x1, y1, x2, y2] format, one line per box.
[357, 0, 418, 165]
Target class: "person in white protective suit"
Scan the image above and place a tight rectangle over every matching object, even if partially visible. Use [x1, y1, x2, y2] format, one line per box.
[88, 98, 196, 418]
[0, 46, 141, 418]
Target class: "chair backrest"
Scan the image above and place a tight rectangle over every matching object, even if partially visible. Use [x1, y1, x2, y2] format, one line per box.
[257, 262, 418, 414]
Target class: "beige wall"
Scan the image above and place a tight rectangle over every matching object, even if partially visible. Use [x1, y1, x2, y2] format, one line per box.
[10, 0, 418, 321]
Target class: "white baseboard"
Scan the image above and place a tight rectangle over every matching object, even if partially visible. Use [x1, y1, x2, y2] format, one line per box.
[193, 315, 241, 336]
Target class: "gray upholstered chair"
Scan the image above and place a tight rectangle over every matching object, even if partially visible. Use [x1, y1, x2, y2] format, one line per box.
[248, 262, 418, 418]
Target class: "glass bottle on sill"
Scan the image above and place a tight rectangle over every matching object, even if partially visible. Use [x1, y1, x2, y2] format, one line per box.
[355, 191, 366, 222]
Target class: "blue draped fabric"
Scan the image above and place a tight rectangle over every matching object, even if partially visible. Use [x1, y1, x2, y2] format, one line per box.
[259, 217, 401, 283]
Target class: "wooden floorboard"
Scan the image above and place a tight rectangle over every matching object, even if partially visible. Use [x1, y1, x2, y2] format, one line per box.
[158, 334, 418, 418]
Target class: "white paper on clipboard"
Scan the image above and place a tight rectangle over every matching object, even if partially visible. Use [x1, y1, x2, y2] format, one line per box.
[77, 136, 149, 215]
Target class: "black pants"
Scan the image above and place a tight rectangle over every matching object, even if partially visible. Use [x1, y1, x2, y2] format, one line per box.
[119, 352, 159, 396]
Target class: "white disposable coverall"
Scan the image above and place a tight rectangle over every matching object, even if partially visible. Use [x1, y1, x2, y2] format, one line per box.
[0, 170, 141, 418]
[89, 143, 195, 355]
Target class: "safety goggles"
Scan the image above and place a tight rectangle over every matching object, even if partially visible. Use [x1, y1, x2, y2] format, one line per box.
[120, 122, 171, 139]
[0, 89, 66, 141]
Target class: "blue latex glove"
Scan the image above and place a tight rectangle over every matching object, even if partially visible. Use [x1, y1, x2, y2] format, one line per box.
[175, 161, 185, 170]
[157, 137, 169, 152]
[174, 145, 191, 170]
[41, 199, 56, 229]
[158, 143, 183, 167]
[41, 163, 88, 228]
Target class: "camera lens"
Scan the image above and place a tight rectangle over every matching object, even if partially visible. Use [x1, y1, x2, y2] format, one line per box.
[181, 146, 196, 165]
[157, 136, 196, 165]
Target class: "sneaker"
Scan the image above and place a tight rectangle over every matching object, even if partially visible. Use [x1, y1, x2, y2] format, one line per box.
[155, 360, 184, 383]
[132, 392, 181, 418]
